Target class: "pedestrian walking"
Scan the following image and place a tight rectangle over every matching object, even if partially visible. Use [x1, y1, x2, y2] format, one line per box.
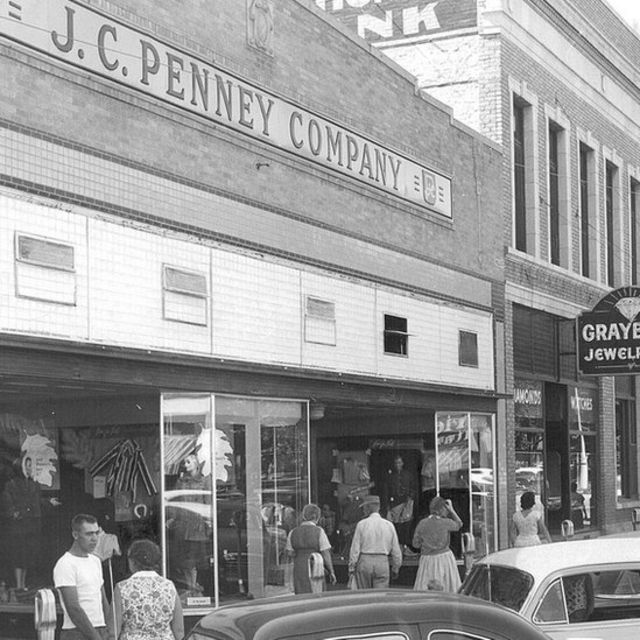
[348, 494, 402, 589]
[412, 496, 462, 593]
[510, 491, 552, 547]
[53, 514, 109, 640]
[110, 539, 183, 640]
[286, 503, 336, 594]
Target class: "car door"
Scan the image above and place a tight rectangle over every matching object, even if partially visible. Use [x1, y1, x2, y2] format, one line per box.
[529, 565, 640, 640]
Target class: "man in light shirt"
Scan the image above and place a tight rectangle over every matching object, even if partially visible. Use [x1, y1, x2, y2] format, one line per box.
[348, 494, 402, 588]
[53, 514, 109, 640]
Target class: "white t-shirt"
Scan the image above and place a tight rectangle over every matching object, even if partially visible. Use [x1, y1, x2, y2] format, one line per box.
[53, 551, 105, 629]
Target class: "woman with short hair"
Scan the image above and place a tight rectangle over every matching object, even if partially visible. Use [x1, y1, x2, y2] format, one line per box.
[286, 503, 336, 593]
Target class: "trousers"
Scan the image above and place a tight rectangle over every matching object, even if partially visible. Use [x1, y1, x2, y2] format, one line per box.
[355, 554, 390, 589]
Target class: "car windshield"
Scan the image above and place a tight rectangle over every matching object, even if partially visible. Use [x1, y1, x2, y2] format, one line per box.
[461, 564, 534, 612]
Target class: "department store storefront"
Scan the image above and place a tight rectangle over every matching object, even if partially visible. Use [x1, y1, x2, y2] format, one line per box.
[0, 366, 497, 618]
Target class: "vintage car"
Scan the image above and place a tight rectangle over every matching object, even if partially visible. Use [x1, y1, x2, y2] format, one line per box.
[185, 589, 552, 640]
[461, 537, 640, 639]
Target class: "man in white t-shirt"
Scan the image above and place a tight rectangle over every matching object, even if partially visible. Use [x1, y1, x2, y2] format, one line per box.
[53, 514, 109, 640]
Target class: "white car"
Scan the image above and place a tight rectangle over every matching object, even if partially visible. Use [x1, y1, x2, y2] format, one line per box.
[461, 537, 640, 639]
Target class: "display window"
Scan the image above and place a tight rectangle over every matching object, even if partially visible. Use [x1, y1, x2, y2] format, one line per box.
[0, 391, 308, 614]
[314, 410, 496, 576]
[435, 412, 496, 559]
[162, 393, 309, 611]
[0, 394, 162, 606]
[514, 379, 545, 512]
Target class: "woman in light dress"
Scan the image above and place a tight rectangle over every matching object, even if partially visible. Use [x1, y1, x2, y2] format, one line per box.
[510, 491, 552, 547]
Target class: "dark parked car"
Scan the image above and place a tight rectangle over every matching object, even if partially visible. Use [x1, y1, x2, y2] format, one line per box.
[185, 589, 552, 640]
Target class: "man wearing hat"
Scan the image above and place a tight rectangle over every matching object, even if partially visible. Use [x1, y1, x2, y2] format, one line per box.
[348, 494, 402, 589]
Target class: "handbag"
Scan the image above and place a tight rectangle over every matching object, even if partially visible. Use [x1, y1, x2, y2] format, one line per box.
[387, 498, 414, 523]
[347, 573, 357, 590]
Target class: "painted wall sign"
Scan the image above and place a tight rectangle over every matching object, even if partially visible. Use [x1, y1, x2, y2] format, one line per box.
[577, 286, 640, 375]
[315, 0, 477, 42]
[0, 0, 452, 218]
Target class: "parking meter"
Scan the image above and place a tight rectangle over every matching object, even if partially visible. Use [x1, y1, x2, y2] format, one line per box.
[561, 519, 574, 539]
[462, 532, 476, 576]
[632, 508, 640, 530]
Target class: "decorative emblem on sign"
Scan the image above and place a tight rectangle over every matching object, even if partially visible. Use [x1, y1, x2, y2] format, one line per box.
[248, 0, 274, 56]
[614, 297, 640, 322]
[422, 170, 437, 205]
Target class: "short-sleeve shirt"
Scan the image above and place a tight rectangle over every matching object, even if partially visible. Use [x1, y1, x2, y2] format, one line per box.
[412, 515, 461, 556]
[285, 521, 331, 553]
[53, 552, 105, 629]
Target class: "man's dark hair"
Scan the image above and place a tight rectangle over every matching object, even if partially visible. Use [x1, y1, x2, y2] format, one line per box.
[71, 513, 98, 531]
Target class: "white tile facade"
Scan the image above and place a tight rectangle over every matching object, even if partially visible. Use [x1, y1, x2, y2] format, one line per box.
[0, 189, 495, 390]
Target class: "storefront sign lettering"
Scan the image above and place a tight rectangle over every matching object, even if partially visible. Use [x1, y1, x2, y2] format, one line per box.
[0, 0, 452, 218]
[577, 286, 640, 375]
[513, 387, 542, 405]
[570, 395, 593, 412]
[315, 0, 477, 42]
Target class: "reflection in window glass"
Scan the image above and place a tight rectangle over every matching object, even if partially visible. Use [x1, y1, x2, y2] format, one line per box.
[534, 579, 566, 623]
[163, 394, 309, 608]
[461, 564, 533, 611]
[588, 569, 640, 623]
[430, 633, 491, 640]
[436, 412, 496, 559]
[163, 394, 214, 608]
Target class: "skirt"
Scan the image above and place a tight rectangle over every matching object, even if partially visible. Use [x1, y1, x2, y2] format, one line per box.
[413, 550, 461, 593]
[514, 535, 541, 547]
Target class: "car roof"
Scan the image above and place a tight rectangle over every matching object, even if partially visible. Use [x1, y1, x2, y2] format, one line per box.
[193, 590, 547, 640]
[475, 537, 640, 581]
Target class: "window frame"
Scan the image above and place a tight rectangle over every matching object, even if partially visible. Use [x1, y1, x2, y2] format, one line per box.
[383, 313, 409, 357]
[303, 295, 337, 346]
[161, 264, 209, 326]
[458, 330, 479, 368]
[15, 233, 75, 272]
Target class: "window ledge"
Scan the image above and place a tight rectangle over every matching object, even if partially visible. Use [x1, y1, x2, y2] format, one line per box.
[616, 498, 640, 510]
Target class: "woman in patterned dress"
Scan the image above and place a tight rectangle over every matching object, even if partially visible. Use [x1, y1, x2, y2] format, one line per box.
[111, 539, 183, 640]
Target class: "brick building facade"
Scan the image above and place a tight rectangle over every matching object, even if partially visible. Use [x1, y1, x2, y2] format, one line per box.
[0, 0, 502, 626]
[320, 0, 640, 540]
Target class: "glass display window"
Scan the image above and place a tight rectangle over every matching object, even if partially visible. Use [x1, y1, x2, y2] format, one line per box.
[435, 412, 496, 559]
[161, 394, 309, 611]
[0, 395, 162, 605]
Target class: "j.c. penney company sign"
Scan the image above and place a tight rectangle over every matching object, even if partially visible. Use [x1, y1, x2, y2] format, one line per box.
[0, 0, 452, 218]
[577, 286, 640, 375]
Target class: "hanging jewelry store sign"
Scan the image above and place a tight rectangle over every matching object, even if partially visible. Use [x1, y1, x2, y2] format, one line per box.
[577, 286, 640, 375]
[0, 0, 452, 218]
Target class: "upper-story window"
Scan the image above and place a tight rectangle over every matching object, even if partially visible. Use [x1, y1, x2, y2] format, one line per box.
[384, 314, 408, 356]
[579, 142, 596, 279]
[14, 233, 76, 305]
[631, 178, 640, 286]
[513, 99, 528, 252]
[304, 296, 336, 346]
[605, 160, 619, 287]
[548, 123, 562, 266]
[458, 330, 478, 368]
[162, 265, 208, 326]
